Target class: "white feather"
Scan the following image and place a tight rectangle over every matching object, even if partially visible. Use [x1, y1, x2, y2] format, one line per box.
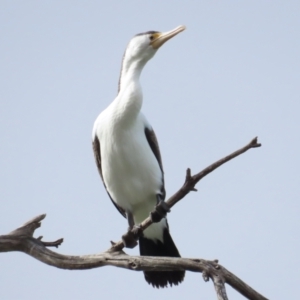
[93, 34, 167, 241]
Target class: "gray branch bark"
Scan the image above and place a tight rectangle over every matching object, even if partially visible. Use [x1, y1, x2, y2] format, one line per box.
[0, 138, 267, 300]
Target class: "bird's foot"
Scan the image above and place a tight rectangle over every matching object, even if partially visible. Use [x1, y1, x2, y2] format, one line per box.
[131, 224, 143, 236]
[151, 200, 170, 223]
[122, 231, 137, 248]
[122, 225, 142, 249]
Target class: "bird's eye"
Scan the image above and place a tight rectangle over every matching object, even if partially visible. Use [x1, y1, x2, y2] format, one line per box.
[149, 35, 154, 41]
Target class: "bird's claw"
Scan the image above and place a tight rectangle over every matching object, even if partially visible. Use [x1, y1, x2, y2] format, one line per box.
[151, 200, 170, 223]
[122, 225, 143, 248]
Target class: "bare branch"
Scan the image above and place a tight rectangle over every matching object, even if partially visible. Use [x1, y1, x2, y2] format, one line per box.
[203, 261, 228, 300]
[8, 214, 46, 237]
[168, 137, 261, 207]
[0, 138, 266, 300]
[212, 274, 228, 300]
[0, 215, 267, 300]
[111, 137, 261, 252]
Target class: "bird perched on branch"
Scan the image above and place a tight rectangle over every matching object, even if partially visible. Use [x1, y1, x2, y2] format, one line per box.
[92, 25, 186, 288]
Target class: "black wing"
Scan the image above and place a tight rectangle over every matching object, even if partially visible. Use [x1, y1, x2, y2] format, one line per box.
[92, 135, 127, 218]
[144, 127, 166, 200]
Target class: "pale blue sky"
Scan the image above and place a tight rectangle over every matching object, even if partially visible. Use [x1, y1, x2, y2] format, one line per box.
[1, 1, 299, 299]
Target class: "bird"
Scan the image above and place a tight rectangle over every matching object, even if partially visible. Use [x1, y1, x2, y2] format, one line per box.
[92, 25, 186, 288]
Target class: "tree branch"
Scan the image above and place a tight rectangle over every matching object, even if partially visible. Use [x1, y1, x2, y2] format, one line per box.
[0, 137, 266, 300]
[0, 215, 267, 300]
[111, 137, 261, 251]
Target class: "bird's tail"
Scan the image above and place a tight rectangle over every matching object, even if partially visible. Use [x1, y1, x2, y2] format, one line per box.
[139, 225, 185, 288]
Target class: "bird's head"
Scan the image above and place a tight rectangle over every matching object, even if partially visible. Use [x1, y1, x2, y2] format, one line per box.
[125, 25, 186, 63]
[118, 25, 186, 93]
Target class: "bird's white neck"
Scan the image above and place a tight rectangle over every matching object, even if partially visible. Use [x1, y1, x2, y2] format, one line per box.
[114, 57, 148, 122]
[118, 56, 147, 93]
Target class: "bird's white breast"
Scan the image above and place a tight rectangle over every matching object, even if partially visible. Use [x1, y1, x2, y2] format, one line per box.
[94, 107, 163, 222]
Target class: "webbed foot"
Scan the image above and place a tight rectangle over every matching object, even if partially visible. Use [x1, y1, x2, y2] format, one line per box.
[151, 198, 170, 223]
[122, 230, 138, 248]
[122, 225, 142, 248]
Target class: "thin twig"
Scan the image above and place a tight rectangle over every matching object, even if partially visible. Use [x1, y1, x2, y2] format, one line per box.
[0, 137, 267, 300]
[111, 137, 261, 252]
[0, 215, 268, 300]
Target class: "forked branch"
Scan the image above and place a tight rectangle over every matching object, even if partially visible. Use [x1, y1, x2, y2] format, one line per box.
[0, 138, 266, 300]
[111, 137, 261, 252]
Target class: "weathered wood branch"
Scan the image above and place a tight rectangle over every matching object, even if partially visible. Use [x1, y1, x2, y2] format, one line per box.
[0, 215, 267, 300]
[203, 269, 229, 300]
[111, 137, 261, 252]
[0, 138, 267, 300]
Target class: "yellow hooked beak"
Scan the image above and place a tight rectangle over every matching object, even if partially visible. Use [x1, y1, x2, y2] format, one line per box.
[150, 25, 186, 49]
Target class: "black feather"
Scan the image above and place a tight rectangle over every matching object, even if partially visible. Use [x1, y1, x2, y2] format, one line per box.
[139, 227, 185, 288]
[135, 30, 159, 36]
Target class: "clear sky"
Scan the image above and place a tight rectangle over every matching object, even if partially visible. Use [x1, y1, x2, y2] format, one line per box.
[0, 1, 299, 299]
